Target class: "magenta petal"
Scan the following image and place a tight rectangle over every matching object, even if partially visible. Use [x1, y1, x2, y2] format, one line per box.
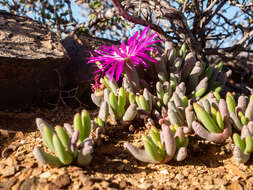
[136, 52, 158, 63]
[116, 61, 124, 81]
[131, 56, 147, 67]
[128, 31, 138, 44]
[109, 64, 117, 81]
[121, 41, 127, 53]
[112, 45, 125, 58]
[87, 24, 162, 82]
[105, 66, 113, 78]
[138, 25, 150, 41]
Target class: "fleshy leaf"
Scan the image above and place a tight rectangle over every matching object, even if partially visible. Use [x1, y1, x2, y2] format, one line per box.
[193, 103, 221, 133]
[124, 142, 156, 163]
[33, 147, 63, 167]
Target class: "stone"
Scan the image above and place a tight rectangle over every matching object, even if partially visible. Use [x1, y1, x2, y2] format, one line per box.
[0, 10, 69, 109]
[229, 181, 243, 190]
[160, 169, 169, 175]
[61, 33, 119, 106]
[1, 166, 15, 177]
[40, 171, 51, 179]
[0, 177, 17, 190]
[53, 174, 71, 189]
[19, 177, 37, 190]
[79, 174, 93, 187]
[117, 165, 125, 171]
[0, 10, 119, 109]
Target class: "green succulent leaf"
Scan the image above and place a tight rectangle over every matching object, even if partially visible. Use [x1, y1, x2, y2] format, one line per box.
[182, 138, 189, 147]
[74, 113, 84, 142]
[233, 133, 245, 152]
[182, 96, 188, 107]
[217, 61, 223, 71]
[163, 92, 170, 106]
[241, 116, 248, 126]
[81, 110, 91, 140]
[156, 82, 164, 100]
[118, 87, 126, 118]
[128, 92, 135, 104]
[211, 106, 217, 122]
[195, 88, 206, 98]
[42, 125, 55, 153]
[33, 147, 63, 167]
[216, 111, 224, 130]
[150, 127, 163, 150]
[95, 117, 104, 127]
[139, 95, 149, 111]
[170, 80, 176, 91]
[143, 135, 164, 162]
[175, 136, 188, 150]
[170, 124, 178, 133]
[52, 134, 73, 165]
[193, 103, 221, 133]
[238, 111, 248, 125]
[109, 92, 119, 119]
[203, 65, 214, 79]
[135, 95, 142, 108]
[179, 43, 187, 59]
[226, 92, 236, 113]
[244, 136, 253, 155]
[55, 125, 70, 150]
[213, 91, 221, 101]
[103, 76, 118, 94]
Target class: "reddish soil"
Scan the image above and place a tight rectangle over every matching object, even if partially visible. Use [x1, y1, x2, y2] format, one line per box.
[1, 107, 253, 190]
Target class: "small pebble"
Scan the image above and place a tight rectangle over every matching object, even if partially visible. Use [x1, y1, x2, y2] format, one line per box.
[40, 171, 51, 179]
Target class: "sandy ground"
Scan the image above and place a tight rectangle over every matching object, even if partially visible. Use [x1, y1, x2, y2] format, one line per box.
[0, 108, 253, 190]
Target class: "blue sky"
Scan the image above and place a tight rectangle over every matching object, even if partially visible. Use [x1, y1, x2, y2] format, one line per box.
[0, 0, 250, 47]
[69, 1, 248, 47]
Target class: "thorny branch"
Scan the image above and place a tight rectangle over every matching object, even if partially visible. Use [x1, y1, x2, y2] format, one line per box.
[1, 0, 252, 63]
[46, 69, 87, 109]
[109, 0, 252, 62]
[110, 0, 170, 41]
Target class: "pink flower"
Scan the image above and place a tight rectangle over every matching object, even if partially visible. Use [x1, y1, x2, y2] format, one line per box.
[91, 73, 103, 92]
[88, 26, 161, 81]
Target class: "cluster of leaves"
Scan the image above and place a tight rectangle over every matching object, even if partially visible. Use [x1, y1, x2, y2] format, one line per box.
[1, 0, 77, 37]
[3, 0, 252, 64]
[33, 110, 93, 167]
[34, 26, 253, 168]
[87, 26, 253, 165]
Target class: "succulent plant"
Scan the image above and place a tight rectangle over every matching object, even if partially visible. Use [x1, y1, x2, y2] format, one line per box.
[233, 122, 253, 163]
[107, 87, 138, 125]
[155, 44, 230, 100]
[134, 88, 154, 116]
[93, 101, 109, 128]
[226, 93, 253, 131]
[124, 124, 188, 163]
[157, 93, 192, 135]
[91, 76, 118, 107]
[192, 98, 232, 144]
[155, 81, 177, 107]
[91, 77, 138, 125]
[33, 110, 93, 167]
[88, 25, 161, 93]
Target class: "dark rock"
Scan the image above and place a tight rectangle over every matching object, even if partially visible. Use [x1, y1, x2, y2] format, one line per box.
[0, 10, 69, 109]
[19, 177, 37, 190]
[0, 165, 15, 177]
[53, 174, 71, 189]
[0, 177, 17, 190]
[0, 10, 119, 109]
[61, 33, 119, 105]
